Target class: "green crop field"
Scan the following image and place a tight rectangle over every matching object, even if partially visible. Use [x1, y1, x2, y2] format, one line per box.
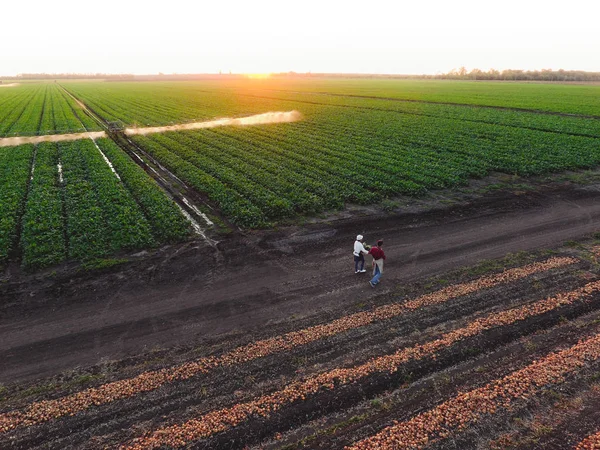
[0, 139, 191, 270]
[0, 83, 101, 136]
[1, 78, 600, 268]
[66, 79, 600, 227]
[229, 78, 600, 116]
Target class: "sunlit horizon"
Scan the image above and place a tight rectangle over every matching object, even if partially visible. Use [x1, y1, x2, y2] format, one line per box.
[2, 0, 598, 77]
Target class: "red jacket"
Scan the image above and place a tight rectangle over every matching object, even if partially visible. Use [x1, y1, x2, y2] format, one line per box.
[369, 246, 386, 260]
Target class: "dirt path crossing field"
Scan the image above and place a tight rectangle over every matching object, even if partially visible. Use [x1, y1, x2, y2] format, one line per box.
[1, 184, 600, 384]
[0, 131, 107, 147]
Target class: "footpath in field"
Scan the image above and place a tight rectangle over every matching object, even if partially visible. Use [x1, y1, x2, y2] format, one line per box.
[0, 131, 106, 147]
[0, 111, 301, 147]
[2, 240, 600, 449]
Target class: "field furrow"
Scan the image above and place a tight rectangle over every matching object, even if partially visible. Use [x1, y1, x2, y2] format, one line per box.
[0, 145, 34, 264]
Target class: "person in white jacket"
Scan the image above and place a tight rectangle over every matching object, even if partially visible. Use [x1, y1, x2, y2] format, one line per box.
[353, 235, 369, 274]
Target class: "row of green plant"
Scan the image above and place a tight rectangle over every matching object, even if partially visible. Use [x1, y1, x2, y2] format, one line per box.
[96, 138, 191, 242]
[64, 79, 600, 130]
[236, 78, 600, 116]
[20, 143, 66, 270]
[42, 86, 95, 135]
[132, 135, 265, 227]
[0, 82, 194, 270]
[6, 80, 599, 233]
[0, 145, 33, 265]
[5, 81, 599, 138]
[0, 84, 45, 136]
[34, 85, 87, 135]
[64, 81, 286, 127]
[252, 89, 600, 138]
[60, 139, 155, 260]
[17, 139, 191, 270]
[55, 86, 100, 132]
[0, 84, 101, 137]
[313, 107, 600, 176]
[0, 86, 38, 131]
[128, 98, 599, 227]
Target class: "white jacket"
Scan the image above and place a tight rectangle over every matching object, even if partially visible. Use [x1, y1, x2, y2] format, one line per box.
[353, 241, 368, 257]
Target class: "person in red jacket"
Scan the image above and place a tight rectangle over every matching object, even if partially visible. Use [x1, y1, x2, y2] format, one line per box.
[368, 240, 386, 287]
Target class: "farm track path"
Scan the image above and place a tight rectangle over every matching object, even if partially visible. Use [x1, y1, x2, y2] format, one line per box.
[0, 131, 107, 147]
[2, 186, 600, 384]
[0, 110, 299, 148]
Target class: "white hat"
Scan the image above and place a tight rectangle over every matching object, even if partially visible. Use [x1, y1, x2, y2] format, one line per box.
[356, 234, 363, 241]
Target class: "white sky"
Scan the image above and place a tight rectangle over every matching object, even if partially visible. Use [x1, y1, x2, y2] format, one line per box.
[1, 0, 598, 75]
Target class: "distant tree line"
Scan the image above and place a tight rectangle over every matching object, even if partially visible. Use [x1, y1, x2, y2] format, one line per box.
[435, 67, 600, 82]
[2, 70, 599, 82]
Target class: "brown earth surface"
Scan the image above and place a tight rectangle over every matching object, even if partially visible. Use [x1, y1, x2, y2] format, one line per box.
[2, 180, 600, 449]
[1, 181, 600, 385]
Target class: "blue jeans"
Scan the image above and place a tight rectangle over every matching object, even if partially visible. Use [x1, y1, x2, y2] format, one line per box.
[370, 264, 382, 285]
[354, 254, 364, 271]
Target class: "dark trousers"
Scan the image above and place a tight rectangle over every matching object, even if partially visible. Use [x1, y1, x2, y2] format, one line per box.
[354, 254, 365, 271]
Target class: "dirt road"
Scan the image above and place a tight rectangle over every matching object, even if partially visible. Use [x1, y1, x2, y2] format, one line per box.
[2, 185, 600, 384]
[0, 131, 106, 147]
